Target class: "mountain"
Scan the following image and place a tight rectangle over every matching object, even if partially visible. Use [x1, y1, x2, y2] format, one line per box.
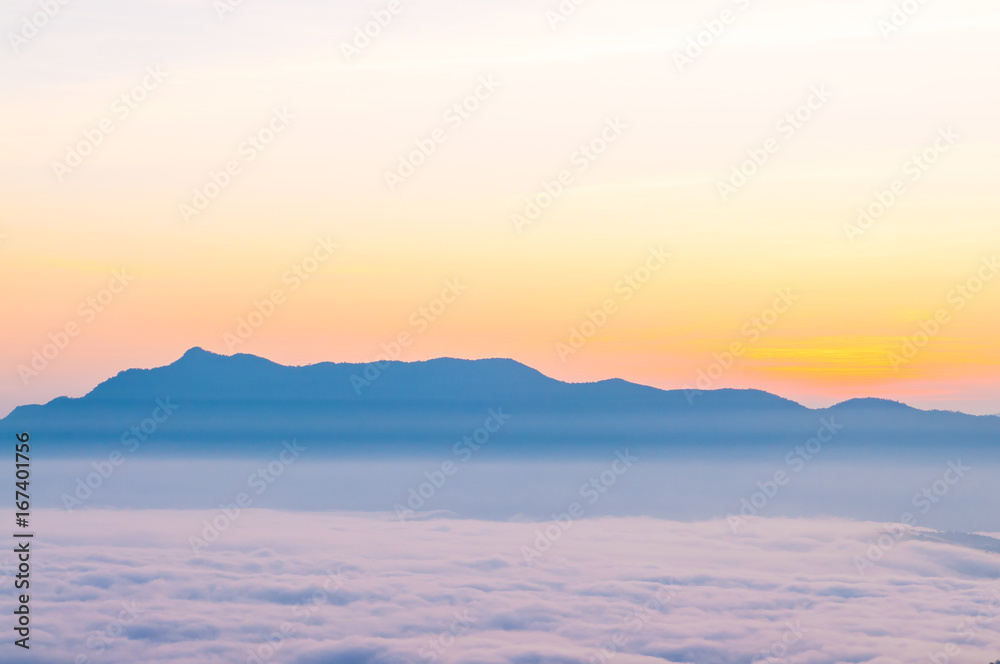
[3, 348, 998, 457]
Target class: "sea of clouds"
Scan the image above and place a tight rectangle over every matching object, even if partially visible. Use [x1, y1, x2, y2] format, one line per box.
[1, 509, 999, 663]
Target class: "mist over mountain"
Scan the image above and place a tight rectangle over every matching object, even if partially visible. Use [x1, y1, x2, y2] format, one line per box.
[4, 348, 998, 457]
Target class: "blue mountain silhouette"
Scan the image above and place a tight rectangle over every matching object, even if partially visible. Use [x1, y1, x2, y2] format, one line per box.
[3, 348, 997, 456]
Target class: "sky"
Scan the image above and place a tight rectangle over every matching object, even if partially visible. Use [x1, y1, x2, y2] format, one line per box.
[2, 0, 1000, 416]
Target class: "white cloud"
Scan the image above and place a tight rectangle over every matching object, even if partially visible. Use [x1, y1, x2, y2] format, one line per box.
[3, 509, 1000, 663]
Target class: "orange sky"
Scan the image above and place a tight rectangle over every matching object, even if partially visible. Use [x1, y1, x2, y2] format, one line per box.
[2, 0, 999, 416]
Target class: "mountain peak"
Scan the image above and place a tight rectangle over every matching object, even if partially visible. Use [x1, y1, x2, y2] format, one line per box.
[830, 397, 915, 410]
[179, 347, 221, 361]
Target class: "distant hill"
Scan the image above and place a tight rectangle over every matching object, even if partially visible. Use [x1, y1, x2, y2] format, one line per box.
[3, 348, 998, 457]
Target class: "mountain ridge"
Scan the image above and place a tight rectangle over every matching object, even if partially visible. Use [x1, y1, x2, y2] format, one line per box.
[6, 346, 968, 415]
[3, 348, 998, 456]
